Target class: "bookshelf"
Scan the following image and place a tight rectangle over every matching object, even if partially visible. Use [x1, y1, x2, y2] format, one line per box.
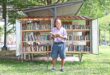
[16, 16, 93, 61]
[61, 17, 92, 54]
[21, 18, 51, 56]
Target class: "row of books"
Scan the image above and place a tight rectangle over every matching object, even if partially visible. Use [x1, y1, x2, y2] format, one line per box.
[67, 34, 90, 40]
[22, 23, 51, 30]
[23, 33, 90, 42]
[22, 42, 51, 52]
[67, 45, 90, 52]
[63, 24, 90, 29]
[22, 23, 90, 30]
[23, 32, 51, 41]
[23, 35, 90, 41]
[22, 44, 90, 52]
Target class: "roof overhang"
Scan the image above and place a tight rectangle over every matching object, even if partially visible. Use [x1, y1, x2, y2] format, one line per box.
[23, 0, 83, 17]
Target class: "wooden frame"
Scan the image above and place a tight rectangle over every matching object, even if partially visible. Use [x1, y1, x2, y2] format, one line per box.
[16, 16, 93, 62]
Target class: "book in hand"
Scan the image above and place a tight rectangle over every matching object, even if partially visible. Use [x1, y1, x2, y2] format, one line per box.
[50, 32, 60, 37]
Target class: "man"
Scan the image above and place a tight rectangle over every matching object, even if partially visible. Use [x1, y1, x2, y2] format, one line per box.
[51, 18, 67, 72]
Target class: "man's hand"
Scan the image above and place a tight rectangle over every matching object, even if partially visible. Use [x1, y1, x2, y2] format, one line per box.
[50, 32, 60, 38]
[56, 34, 67, 39]
[55, 34, 65, 39]
[50, 32, 65, 39]
[55, 34, 60, 37]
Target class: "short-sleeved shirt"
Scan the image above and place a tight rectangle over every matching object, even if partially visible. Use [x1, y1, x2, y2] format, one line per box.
[51, 27, 67, 42]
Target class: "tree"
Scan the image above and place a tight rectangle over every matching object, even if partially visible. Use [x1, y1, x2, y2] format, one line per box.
[107, 24, 110, 43]
[99, 14, 110, 44]
[108, 23, 110, 43]
[79, 0, 110, 19]
[1, 0, 8, 50]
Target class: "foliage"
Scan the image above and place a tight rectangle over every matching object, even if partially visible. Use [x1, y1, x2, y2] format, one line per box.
[79, 0, 110, 19]
[99, 14, 110, 42]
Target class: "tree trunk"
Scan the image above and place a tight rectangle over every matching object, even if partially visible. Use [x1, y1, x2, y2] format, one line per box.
[46, 0, 52, 5]
[104, 30, 106, 44]
[109, 31, 110, 44]
[2, 0, 8, 50]
[99, 29, 101, 45]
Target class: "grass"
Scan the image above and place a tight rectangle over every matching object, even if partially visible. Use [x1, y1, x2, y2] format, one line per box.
[0, 46, 110, 75]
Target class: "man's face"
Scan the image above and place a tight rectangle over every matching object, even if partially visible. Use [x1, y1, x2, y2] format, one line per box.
[55, 19, 62, 29]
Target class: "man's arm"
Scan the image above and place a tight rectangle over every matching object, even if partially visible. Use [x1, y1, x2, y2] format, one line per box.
[50, 32, 56, 39]
[60, 29, 67, 40]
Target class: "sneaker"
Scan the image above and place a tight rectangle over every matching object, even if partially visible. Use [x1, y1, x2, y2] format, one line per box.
[60, 68, 64, 72]
[51, 68, 56, 72]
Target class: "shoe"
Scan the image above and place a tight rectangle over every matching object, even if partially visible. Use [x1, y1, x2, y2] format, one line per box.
[51, 68, 56, 72]
[60, 68, 64, 72]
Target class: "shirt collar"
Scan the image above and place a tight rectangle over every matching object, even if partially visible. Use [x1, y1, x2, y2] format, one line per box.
[55, 27, 63, 30]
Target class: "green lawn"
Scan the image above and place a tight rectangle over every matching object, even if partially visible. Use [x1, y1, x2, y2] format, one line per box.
[0, 46, 110, 75]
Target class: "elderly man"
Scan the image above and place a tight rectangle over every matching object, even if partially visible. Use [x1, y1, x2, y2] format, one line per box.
[51, 18, 67, 72]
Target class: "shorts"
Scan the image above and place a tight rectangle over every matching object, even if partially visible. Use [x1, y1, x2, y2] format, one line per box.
[51, 42, 66, 59]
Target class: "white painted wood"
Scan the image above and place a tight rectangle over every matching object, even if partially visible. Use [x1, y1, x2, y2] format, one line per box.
[92, 19, 99, 54]
[16, 20, 22, 56]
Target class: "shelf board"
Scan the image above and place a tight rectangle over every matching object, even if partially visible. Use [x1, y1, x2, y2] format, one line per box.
[22, 41, 38, 42]
[66, 51, 90, 54]
[22, 40, 90, 43]
[71, 40, 90, 42]
[22, 41, 50, 45]
[21, 51, 90, 54]
[73, 29, 90, 32]
[22, 29, 90, 32]
[74, 40, 90, 42]
[66, 29, 90, 32]
[86, 40, 90, 42]
[67, 29, 73, 32]
[22, 30, 50, 32]
[22, 51, 51, 54]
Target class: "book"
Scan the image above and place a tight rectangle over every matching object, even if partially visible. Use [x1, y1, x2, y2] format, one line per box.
[50, 32, 61, 37]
